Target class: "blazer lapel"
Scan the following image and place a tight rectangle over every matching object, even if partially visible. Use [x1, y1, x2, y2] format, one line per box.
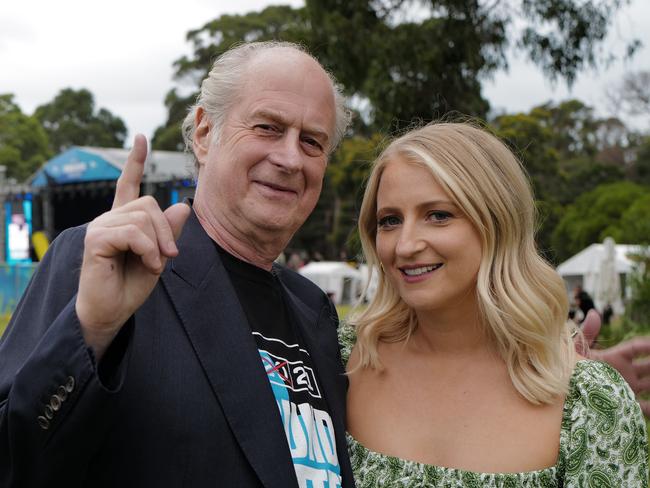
[279, 282, 354, 487]
[160, 212, 297, 488]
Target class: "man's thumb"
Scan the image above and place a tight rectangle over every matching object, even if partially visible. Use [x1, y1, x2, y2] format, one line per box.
[165, 202, 191, 242]
[581, 309, 602, 348]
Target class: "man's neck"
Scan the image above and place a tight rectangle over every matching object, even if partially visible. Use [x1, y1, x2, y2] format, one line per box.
[193, 203, 286, 271]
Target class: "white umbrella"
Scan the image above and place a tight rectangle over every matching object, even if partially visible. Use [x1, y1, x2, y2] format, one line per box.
[594, 237, 624, 315]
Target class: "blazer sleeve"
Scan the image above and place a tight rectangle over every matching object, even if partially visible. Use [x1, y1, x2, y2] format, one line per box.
[0, 226, 133, 487]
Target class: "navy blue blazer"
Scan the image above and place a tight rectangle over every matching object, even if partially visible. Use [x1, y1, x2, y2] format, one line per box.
[0, 211, 354, 487]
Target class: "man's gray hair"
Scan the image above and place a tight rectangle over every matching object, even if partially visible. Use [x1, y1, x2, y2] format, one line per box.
[181, 41, 351, 174]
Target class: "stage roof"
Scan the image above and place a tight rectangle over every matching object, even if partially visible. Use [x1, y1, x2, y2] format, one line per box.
[30, 146, 193, 187]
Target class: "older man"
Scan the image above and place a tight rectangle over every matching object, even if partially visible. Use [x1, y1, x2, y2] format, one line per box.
[0, 42, 352, 488]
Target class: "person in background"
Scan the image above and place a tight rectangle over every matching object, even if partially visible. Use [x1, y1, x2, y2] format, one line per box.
[342, 122, 648, 486]
[573, 285, 595, 323]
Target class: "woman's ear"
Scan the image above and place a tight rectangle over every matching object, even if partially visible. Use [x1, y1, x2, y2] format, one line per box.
[193, 107, 211, 167]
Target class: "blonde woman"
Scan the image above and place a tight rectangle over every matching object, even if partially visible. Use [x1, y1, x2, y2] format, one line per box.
[342, 123, 648, 486]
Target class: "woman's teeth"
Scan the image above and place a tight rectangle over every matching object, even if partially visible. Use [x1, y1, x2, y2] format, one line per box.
[402, 264, 441, 276]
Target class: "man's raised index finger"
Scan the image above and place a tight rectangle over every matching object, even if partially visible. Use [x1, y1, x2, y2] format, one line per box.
[113, 134, 148, 209]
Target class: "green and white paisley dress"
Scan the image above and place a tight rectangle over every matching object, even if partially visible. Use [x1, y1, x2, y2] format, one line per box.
[339, 324, 649, 487]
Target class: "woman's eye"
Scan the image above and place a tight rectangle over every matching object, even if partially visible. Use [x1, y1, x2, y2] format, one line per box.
[377, 215, 401, 228]
[428, 211, 452, 223]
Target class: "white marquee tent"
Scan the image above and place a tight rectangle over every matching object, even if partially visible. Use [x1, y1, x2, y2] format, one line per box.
[556, 242, 642, 314]
[298, 262, 363, 305]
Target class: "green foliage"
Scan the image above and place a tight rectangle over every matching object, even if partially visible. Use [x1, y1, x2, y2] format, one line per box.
[618, 195, 650, 245]
[552, 182, 650, 262]
[518, 0, 639, 84]
[173, 6, 310, 85]
[493, 111, 562, 201]
[326, 134, 383, 257]
[34, 88, 127, 152]
[493, 100, 627, 204]
[0, 94, 52, 181]
[633, 137, 650, 185]
[625, 249, 650, 325]
[492, 99, 632, 262]
[151, 89, 197, 151]
[361, 18, 492, 129]
[160, 0, 633, 140]
[290, 135, 380, 259]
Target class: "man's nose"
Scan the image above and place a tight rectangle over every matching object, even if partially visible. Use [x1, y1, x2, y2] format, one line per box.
[269, 132, 302, 172]
[395, 222, 426, 257]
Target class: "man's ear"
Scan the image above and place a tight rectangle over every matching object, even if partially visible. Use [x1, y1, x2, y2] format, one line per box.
[193, 107, 212, 166]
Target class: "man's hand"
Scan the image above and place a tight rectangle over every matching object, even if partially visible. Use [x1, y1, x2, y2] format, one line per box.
[573, 309, 601, 356]
[576, 309, 650, 416]
[75, 135, 191, 361]
[590, 338, 650, 416]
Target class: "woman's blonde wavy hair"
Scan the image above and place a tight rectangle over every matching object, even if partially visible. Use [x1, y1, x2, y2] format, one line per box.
[352, 122, 576, 405]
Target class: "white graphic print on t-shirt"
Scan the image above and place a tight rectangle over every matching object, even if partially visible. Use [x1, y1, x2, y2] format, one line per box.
[255, 332, 342, 488]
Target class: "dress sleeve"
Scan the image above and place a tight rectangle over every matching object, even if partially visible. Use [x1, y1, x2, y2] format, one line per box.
[337, 322, 356, 367]
[562, 360, 648, 487]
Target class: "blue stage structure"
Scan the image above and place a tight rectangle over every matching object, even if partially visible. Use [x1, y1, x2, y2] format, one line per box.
[0, 145, 196, 317]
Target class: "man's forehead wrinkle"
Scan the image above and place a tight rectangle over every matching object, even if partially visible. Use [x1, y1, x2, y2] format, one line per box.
[238, 50, 336, 144]
[248, 101, 331, 142]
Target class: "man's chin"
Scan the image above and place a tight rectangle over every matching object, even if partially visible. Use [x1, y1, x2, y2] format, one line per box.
[248, 212, 304, 236]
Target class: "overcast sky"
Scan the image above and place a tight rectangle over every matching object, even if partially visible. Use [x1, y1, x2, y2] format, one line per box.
[2, 0, 649, 145]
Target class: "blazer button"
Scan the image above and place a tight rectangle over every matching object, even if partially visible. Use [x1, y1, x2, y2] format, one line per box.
[50, 394, 62, 411]
[37, 416, 50, 430]
[44, 404, 54, 420]
[57, 385, 68, 401]
[65, 376, 75, 393]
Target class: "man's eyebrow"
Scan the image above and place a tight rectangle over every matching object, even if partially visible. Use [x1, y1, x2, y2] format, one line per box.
[253, 109, 330, 143]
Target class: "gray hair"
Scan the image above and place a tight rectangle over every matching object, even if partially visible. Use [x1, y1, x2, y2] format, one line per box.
[181, 41, 351, 175]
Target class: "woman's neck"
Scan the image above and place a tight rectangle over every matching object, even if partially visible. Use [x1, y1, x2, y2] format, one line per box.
[409, 298, 493, 357]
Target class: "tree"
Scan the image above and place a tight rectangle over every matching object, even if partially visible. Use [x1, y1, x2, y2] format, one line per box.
[491, 100, 630, 262]
[0, 94, 51, 181]
[325, 134, 383, 257]
[609, 70, 650, 120]
[290, 134, 381, 259]
[631, 136, 650, 186]
[625, 247, 650, 325]
[173, 6, 310, 84]
[551, 182, 650, 262]
[151, 89, 196, 151]
[161, 0, 636, 142]
[34, 88, 127, 152]
[493, 100, 631, 201]
[618, 194, 650, 245]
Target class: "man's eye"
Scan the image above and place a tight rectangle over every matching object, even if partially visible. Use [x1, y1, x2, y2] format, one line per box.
[303, 137, 321, 148]
[255, 124, 279, 133]
[377, 215, 400, 228]
[302, 136, 324, 155]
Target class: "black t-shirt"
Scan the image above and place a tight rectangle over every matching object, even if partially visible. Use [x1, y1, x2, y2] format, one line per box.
[217, 245, 342, 487]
